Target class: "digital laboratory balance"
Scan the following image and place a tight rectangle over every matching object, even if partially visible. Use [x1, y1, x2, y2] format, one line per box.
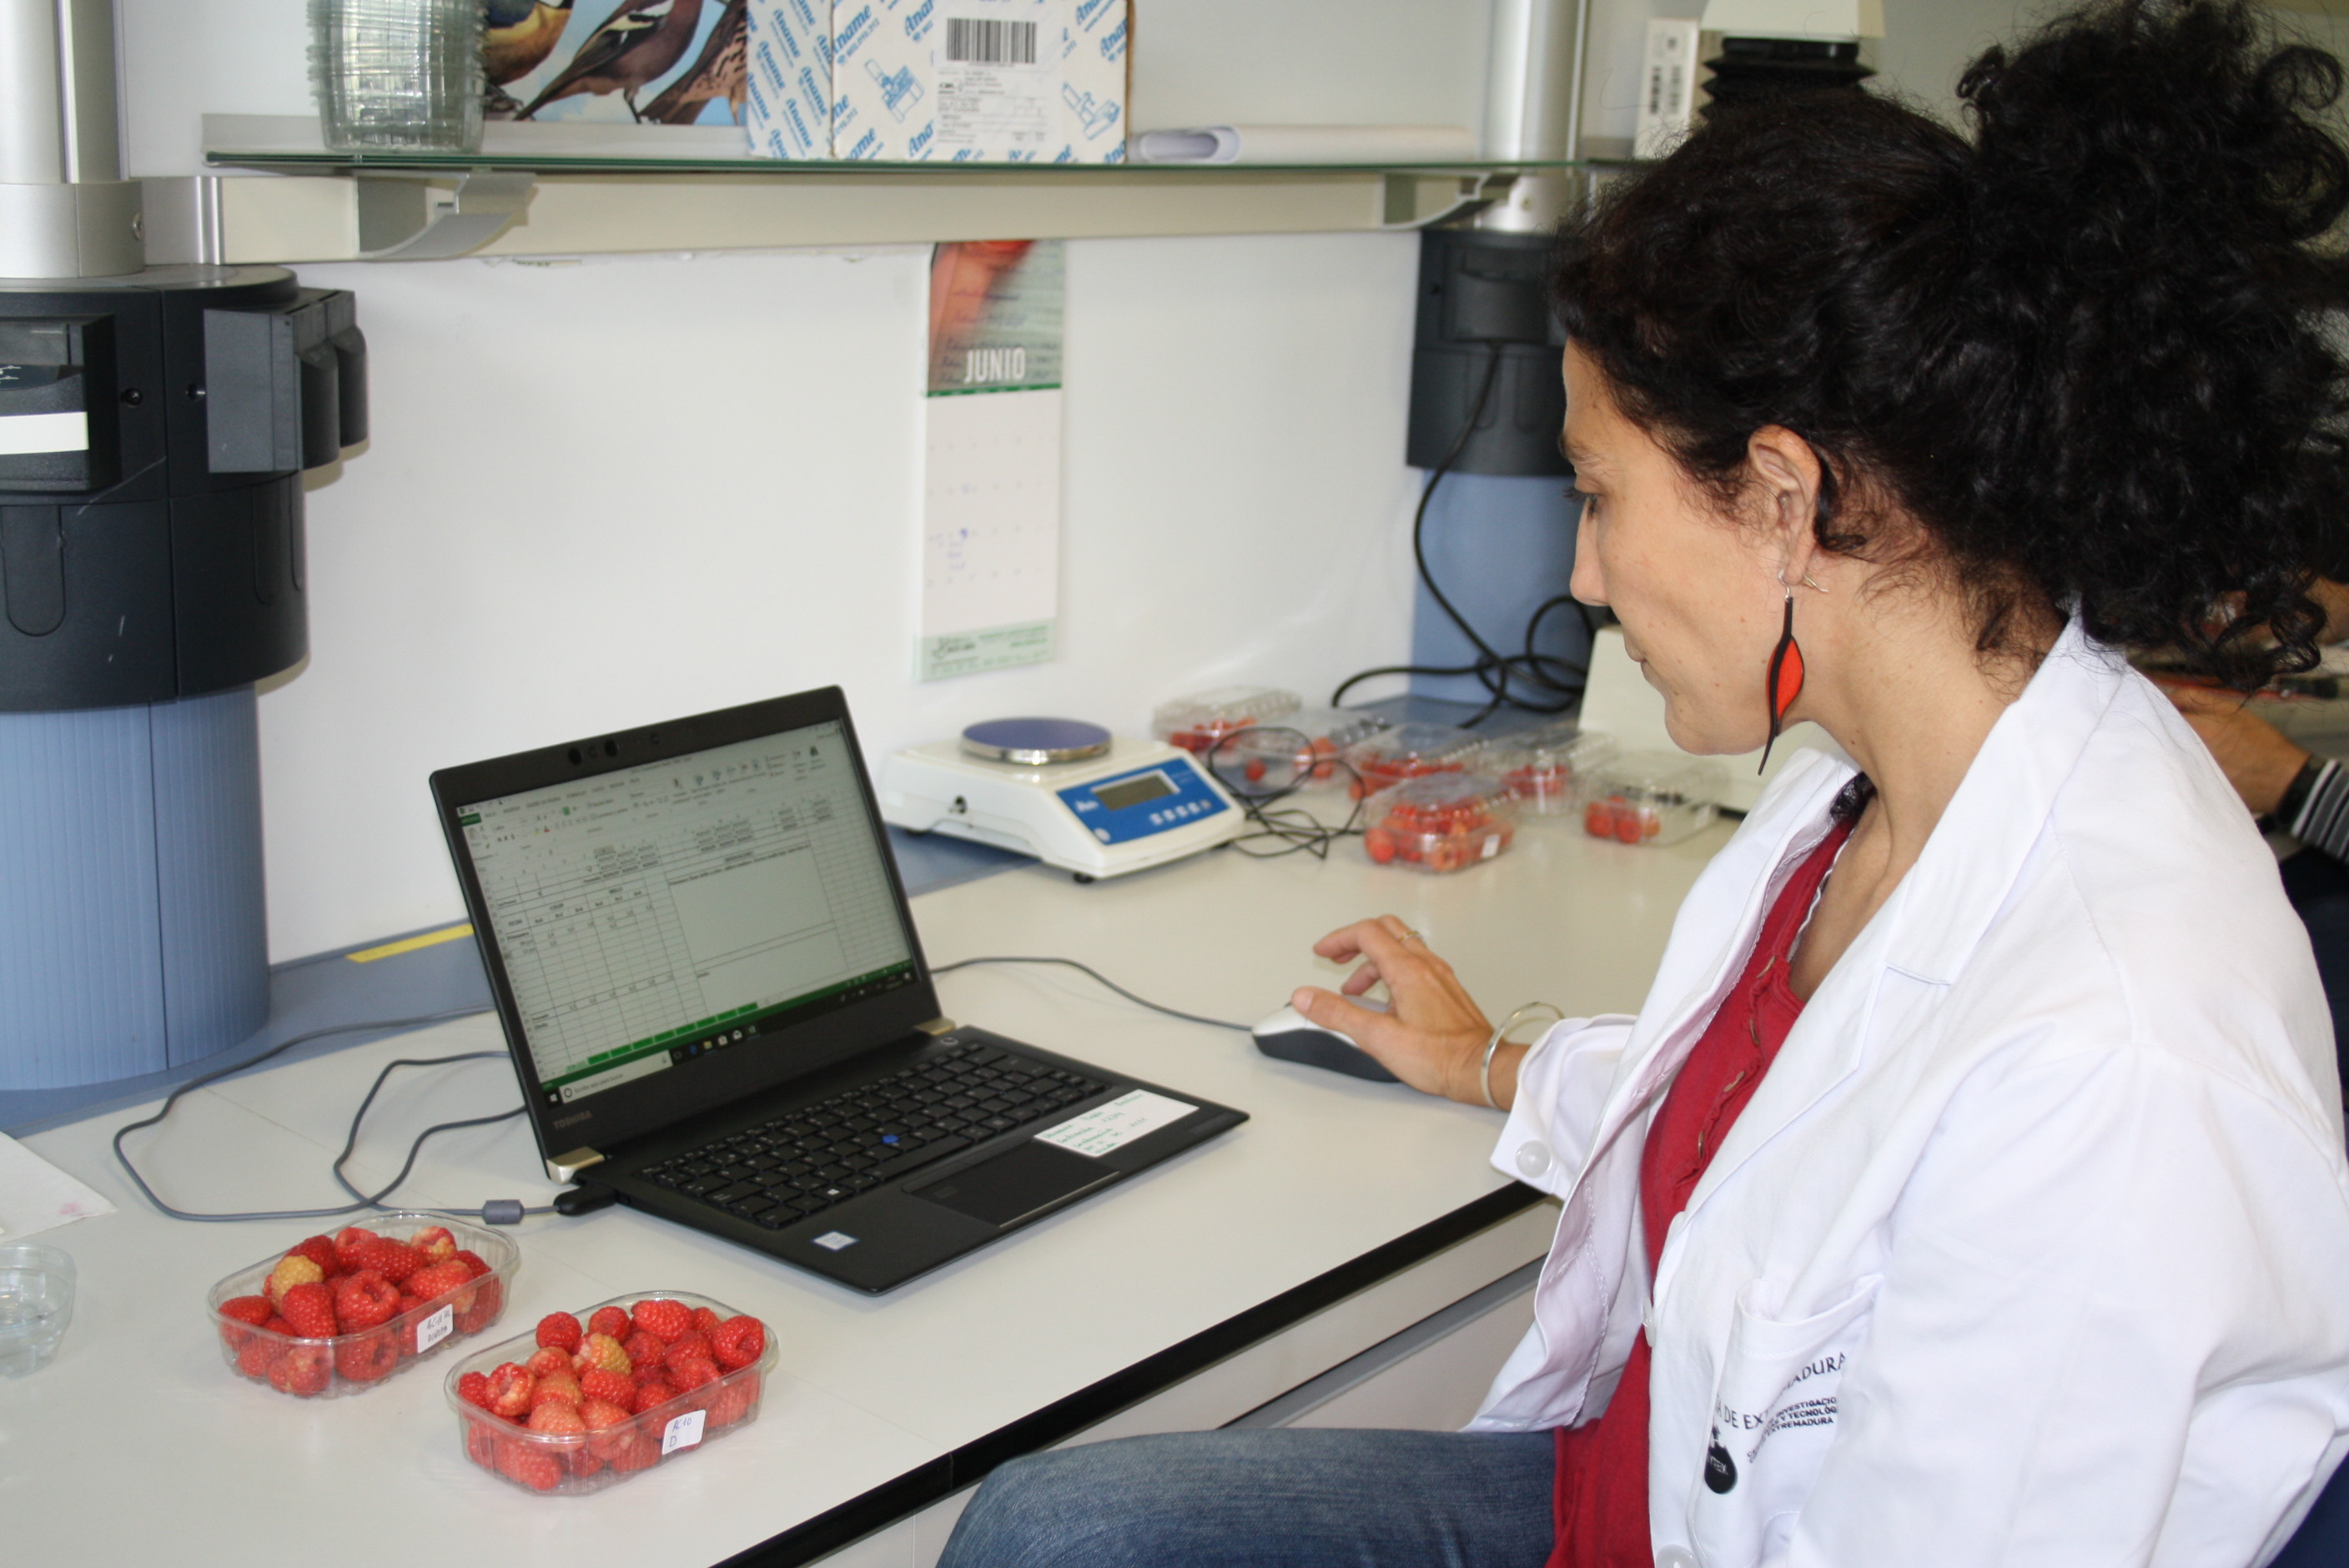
[880, 718, 1245, 880]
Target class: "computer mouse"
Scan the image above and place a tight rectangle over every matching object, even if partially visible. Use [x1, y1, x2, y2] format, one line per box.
[1250, 1004, 1399, 1083]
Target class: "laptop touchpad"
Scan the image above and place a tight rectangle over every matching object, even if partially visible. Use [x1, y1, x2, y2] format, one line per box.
[910, 1142, 1116, 1228]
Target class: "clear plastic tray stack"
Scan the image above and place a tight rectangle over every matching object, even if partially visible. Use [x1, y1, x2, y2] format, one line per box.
[1340, 723, 1487, 801]
[1211, 707, 1391, 796]
[1362, 773, 1519, 873]
[1490, 726, 1617, 819]
[1577, 751, 1728, 847]
[1152, 686, 1302, 756]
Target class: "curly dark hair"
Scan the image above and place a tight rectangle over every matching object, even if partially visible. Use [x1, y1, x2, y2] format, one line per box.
[1554, 0, 2349, 686]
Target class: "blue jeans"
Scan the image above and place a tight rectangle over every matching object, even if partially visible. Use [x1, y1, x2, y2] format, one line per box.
[936, 1427, 1557, 1568]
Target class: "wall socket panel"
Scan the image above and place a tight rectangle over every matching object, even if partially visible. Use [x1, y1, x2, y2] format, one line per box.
[1634, 19, 1703, 160]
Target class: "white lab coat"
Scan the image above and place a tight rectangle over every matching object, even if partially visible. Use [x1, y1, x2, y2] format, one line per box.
[1468, 622, 2349, 1568]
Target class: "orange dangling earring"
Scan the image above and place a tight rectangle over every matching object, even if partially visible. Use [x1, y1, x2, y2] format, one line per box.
[1760, 585, 1804, 774]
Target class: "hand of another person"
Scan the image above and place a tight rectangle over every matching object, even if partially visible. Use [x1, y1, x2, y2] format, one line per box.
[1289, 916, 1505, 1107]
[2165, 682, 2311, 817]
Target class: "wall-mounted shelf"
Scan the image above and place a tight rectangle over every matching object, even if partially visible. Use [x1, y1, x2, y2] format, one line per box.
[137, 118, 1587, 264]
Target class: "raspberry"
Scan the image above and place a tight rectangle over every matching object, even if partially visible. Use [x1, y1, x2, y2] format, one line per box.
[356, 1235, 424, 1284]
[262, 1314, 296, 1335]
[527, 1346, 572, 1380]
[500, 1445, 563, 1491]
[691, 1306, 722, 1337]
[580, 1398, 632, 1448]
[264, 1254, 323, 1305]
[575, 1333, 631, 1377]
[529, 1383, 581, 1415]
[334, 1270, 398, 1331]
[395, 1293, 423, 1318]
[219, 1295, 273, 1328]
[587, 1305, 631, 1341]
[668, 1355, 720, 1394]
[630, 1297, 692, 1341]
[707, 1373, 759, 1428]
[278, 1280, 338, 1339]
[235, 1331, 283, 1380]
[711, 1314, 767, 1370]
[621, 1329, 664, 1369]
[527, 1400, 586, 1435]
[536, 1312, 582, 1353]
[269, 1342, 331, 1396]
[335, 1329, 399, 1382]
[408, 1224, 456, 1260]
[405, 1259, 471, 1303]
[453, 1249, 491, 1280]
[287, 1235, 342, 1279]
[631, 1380, 675, 1415]
[457, 1370, 495, 1412]
[333, 1226, 375, 1272]
[606, 1435, 659, 1473]
[580, 1368, 635, 1407]
[661, 1332, 711, 1373]
[455, 1275, 503, 1334]
[465, 1421, 501, 1470]
[486, 1362, 536, 1419]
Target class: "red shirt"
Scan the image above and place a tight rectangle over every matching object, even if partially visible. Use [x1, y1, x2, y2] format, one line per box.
[1546, 820, 1854, 1568]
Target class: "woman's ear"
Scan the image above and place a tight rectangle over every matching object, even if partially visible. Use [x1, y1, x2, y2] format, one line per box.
[1746, 425, 1824, 581]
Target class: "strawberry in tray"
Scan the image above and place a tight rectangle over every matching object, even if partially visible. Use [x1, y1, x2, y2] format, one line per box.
[208, 1214, 518, 1399]
[450, 1293, 777, 1495]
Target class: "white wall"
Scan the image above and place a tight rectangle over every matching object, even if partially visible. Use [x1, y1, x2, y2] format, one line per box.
[109, 0, 2062, 962]
[262, 238, 1426, 959]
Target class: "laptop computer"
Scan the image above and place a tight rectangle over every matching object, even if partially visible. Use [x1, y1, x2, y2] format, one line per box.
[429, 686, 1246, 1294]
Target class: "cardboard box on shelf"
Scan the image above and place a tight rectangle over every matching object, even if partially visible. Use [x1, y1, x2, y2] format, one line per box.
[747, 0, 1128, 162]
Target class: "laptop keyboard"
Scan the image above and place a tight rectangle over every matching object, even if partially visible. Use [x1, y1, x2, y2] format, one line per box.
[635, 1041, 1109, 1229]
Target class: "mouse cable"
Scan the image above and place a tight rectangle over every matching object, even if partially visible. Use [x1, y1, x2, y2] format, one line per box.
[113, 1008, 552, 1225]
[931, 956, 1250, 1033]
[1329, 342, 1593, 725]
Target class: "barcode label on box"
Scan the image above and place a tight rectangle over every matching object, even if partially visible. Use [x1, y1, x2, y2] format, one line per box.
[944, 18, 1037, 64]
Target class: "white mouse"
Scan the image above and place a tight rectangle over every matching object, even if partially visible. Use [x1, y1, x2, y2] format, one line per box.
[1250, 1003, 1399, 1083]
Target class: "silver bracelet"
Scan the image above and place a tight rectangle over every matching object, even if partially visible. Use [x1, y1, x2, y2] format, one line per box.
[1481, 1003, 1563, 1110]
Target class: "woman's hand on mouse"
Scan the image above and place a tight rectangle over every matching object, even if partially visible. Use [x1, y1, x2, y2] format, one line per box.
[1290, 916, 1514, 1108]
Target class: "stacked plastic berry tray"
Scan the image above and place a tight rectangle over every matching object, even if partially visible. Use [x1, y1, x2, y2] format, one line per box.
[447, 1292, 777, 1495]
[207, 1214, 519, 1399]
[1209, 707, 1390, 796]
[1490, 726, 1617, 818]
[1362, 773, 1519, 873]
[1152, 685, 1301, 756]
[1577, 751, 1727, 847]
[1341, 724, 1486, 800]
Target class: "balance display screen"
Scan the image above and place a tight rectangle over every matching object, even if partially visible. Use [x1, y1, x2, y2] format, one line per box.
[1092, 771, 1177, 812]
[455, 721, 916, 1107]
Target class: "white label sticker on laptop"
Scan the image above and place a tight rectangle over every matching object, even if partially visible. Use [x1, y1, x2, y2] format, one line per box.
[1034, 1089, 1196, 1158]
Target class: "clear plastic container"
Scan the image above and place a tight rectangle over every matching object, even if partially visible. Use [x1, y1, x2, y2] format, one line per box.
[1341, 723, 1486, 800]
[309, 0, 485, 153]
[0, 1244, 73, 1379]
[1152, 686, 1303, 756]
[1491, 726, 1617, 818]
[1577, 751, 1727, 847]
[446, 1292, 780, 1495]
[1210, 708, 1391, 795]
[1362, 773, 1519, 873]
[206, 1214, 520, 1399]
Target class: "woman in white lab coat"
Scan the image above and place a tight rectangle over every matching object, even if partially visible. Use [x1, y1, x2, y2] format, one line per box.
[938, 3, 2349, 1565]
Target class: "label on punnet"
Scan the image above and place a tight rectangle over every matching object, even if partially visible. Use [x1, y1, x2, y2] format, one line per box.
[662, 1409, 707, 1455]
[416, 1304, 455, 1353]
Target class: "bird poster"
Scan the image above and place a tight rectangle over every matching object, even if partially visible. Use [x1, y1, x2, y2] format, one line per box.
[491, 0, 752, 126]
[919, 240, 1064, 682]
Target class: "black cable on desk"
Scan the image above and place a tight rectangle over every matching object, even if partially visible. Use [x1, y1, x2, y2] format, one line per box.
[112, 1008, 550, 1224]
[932, 957, 1250, 1033]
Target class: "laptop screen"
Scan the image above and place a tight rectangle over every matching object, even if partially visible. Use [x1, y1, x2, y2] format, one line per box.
[452, 718, 920, 1113]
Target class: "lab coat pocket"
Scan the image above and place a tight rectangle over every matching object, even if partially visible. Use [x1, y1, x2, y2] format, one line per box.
[1687, 1276, 1881, 1568]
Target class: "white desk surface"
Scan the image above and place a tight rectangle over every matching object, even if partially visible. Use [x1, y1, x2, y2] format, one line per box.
[3, 813, 1723, 1566]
